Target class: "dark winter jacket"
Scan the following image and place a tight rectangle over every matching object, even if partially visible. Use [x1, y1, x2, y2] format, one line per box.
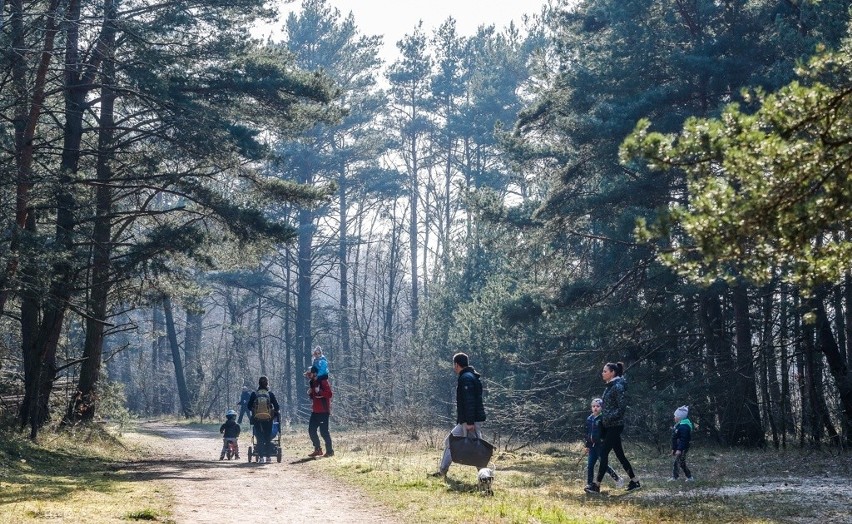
[672, 418, 693, 452]
[585, 414, 605, 448]
[456, 366, 486, 424]
[600, 376, 627, 428]
[238, 390, 251, 407]
[220, 419, 241, 439]
[309, 377, 332, 414]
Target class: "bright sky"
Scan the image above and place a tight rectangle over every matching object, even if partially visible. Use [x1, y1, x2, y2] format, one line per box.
[255, 0, 547, 64]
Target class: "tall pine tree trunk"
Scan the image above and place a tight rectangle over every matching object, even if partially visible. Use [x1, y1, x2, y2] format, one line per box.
[65, 1, 118, 424]
[731, 281, 764, 446]
[163, 296, 193, 417]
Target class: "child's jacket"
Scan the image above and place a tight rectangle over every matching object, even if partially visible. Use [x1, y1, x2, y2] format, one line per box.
[671, 418, 693, 451]
[220, 419, 241, 439]
[585, 414, 605, 448]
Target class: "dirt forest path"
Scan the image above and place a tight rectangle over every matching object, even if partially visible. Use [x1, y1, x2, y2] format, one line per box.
[125, 422, 399, 524]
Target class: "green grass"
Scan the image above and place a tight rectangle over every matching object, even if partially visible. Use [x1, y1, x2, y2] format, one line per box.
[0, 420, 173, 523]
[278, 428, 851, 523]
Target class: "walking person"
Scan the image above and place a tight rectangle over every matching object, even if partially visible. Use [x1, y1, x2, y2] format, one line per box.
[585, 362, 641, 493]
[248, 376, 279, 463]
[236, 385, 251, 424]
[306, 366, 334, 457]
[584, 398, 623, 490]
[429, 352, 486, 478]
[669, 405, 694, 482]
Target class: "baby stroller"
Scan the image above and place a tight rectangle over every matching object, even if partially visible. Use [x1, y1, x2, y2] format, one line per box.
[247, 413, 282, 463]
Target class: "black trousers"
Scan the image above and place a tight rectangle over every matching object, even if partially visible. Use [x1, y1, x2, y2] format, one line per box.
[254, 419, 273, 457]
[596, 425, 635, 483]
[308, 412, 332, 452]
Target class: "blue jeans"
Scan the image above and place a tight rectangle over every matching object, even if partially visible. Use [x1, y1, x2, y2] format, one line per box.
[587, 445, 618, 485]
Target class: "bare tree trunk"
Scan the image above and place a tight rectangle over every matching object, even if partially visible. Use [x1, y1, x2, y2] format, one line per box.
[338, 176, 351, 390]
[699, 288, 725, 443]
[731, 281, 764, 446]
[184, 305, 204, 400]
[64, 0, 118, 425]
[257, 295, 266, 375]
[812, 293, 852, 445]
[163, 296, 193, 417]
[760, 285, 779, 448]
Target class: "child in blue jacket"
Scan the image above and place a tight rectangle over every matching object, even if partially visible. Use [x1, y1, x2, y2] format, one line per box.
[584, 398, 622, 490]
[670, 405, 694, 481]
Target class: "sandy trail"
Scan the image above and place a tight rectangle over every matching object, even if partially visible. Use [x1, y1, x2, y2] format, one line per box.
[126, 422, 398, 524]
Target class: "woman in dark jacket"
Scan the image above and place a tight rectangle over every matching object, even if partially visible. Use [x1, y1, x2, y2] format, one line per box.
[585, 362, 641, 494]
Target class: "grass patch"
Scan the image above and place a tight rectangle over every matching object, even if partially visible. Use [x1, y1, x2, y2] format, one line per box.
[278, 428, 851, 523]
[0, 421, 173, 523]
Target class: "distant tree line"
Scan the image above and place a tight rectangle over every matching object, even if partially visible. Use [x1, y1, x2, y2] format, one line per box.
[1, 0, 850, 449]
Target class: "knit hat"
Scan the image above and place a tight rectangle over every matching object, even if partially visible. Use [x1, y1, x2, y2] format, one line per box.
[674, 405, 689, 419]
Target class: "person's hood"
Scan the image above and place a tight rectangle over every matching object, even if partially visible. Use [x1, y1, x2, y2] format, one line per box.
[678, 418, 694, 430]
[461, 366, 480, 379]
[607, 375, 626, 387]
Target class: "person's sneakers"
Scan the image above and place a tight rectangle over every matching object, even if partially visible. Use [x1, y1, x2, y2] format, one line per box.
[428, 470, 447, 478]
[323, 451, 334, 457]
[626, 480, 641, 491]
[219, 456, 225, 460]
[615, 477, 625, 488]
[308, 448, 324, 457]
[235, 455, 240, 460]
[583, 483, 600, 494]
[685, 476, 695, 482]
[667, 477, 679, 482]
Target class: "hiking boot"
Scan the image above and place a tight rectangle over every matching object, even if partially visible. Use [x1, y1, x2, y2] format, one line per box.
[615, 477, 625, 488]
[308, 448, 324, 457]
[626, 480, 641, 491]
[428, 470, 447, 479]
[584, 483, 600, 494]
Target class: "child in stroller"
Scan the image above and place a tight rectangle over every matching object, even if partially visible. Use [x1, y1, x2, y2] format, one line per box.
[249, 412, 282, 463]
[219, 409, 241, 460]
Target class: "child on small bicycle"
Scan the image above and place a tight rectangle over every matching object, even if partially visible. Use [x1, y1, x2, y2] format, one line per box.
[220, 409, 241, 460]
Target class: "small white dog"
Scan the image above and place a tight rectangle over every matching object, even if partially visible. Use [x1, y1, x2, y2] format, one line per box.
[477, 467, 494, 496]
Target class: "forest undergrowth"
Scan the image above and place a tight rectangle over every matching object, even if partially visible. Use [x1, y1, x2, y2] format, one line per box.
[279, 424, 852, 523]
[1, 417, 850, 523]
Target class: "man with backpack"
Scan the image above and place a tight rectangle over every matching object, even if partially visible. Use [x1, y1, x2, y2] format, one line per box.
[248, 375, 280, 463]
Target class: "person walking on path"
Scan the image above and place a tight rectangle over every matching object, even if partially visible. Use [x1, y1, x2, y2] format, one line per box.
[219, 409, 241, 460]
[248, 376, 279, 463]
[430, 352, 487, 478]
[584, 398, 623, 490]
[585, 361, 640, 494]
[306, 366, 334, 457]
[669, 405, 694, 482]
[237, 385, 251, 424]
